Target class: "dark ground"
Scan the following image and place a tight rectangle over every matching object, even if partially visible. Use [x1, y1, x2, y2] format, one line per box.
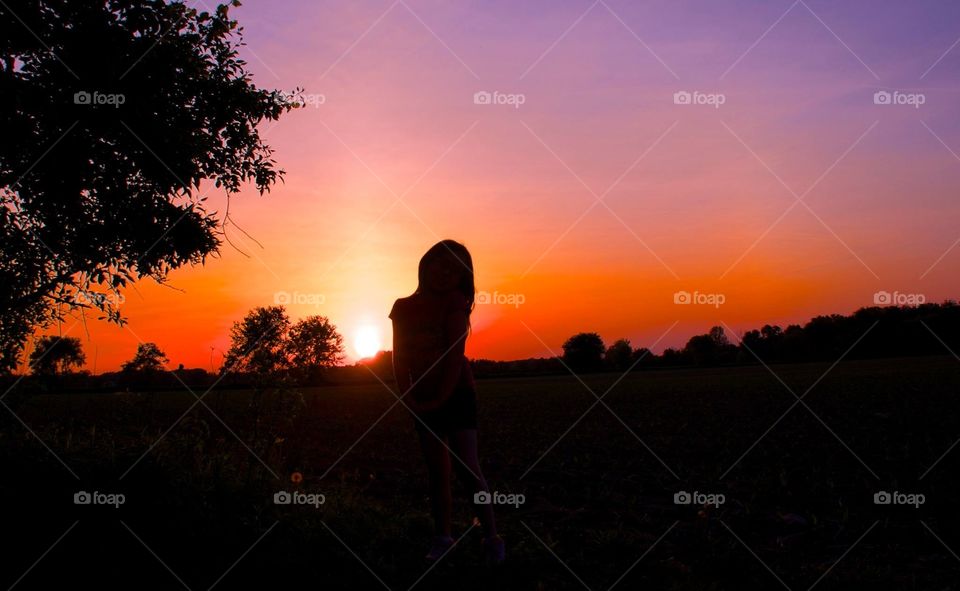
[2, 356, 959, 589]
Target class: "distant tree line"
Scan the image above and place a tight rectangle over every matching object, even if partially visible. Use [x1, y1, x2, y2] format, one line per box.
[5, 303, 958, 395]
[5, 305, 344, 393]
[472, 302, 960, 376]
[556, 301, 960, 371]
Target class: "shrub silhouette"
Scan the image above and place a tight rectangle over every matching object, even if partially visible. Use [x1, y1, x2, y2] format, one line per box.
[562, 332, 605, 372]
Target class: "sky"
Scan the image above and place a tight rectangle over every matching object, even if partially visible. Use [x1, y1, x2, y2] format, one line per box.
[40, 0, 960, 372]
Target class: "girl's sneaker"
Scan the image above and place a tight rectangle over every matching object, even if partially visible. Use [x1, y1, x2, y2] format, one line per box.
[481, 535, 505, 565]
[425, 535, 455, 562]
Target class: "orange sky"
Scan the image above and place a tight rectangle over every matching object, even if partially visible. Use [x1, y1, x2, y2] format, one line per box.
[32, 0, 960, 372]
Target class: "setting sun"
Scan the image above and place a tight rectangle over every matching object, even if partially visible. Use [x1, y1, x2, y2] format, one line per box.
[353, 325, 381, 359]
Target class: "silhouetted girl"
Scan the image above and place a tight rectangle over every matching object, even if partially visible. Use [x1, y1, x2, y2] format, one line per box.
[389, 240, 504, 565]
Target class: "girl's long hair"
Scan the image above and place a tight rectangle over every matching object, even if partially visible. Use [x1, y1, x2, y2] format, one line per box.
[415, 239, 475, 319]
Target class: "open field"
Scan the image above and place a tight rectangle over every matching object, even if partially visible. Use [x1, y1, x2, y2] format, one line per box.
[2, 356, 959, 590]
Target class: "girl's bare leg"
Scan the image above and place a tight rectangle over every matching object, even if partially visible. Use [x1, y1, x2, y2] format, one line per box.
[451, 428, 498, 539]
[417, 428, 452, 537]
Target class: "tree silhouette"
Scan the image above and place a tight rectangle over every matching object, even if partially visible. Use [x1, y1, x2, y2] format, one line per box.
[223, 306, 291, 377]
[0, 0, 301, 373]
[742, 324, 785, 361]
[562, 332, 605, 372]
[29, 335, 85, 376]
[222, 306, 345, 384]
[684, 325, 737, 366]
[121, 342, 168, 373]
[630, 346, 655, 368]
[286, 316, 344, 381]
[604, 338, 632, 371]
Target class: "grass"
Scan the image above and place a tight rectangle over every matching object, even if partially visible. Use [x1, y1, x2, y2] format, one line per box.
[2, 356, 959, 589]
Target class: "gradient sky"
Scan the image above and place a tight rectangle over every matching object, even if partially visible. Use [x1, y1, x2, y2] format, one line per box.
[40, 0, 960, 372]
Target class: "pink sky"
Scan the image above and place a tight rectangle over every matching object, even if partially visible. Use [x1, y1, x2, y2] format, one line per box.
[39, 0, 960, 372]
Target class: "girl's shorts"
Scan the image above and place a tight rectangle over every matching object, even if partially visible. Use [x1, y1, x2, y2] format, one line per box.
[413, 385, 477, 436]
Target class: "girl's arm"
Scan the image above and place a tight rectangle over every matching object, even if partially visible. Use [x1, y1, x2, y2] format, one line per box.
[415, 299, 469, 413]
[391, 320, 416, 406]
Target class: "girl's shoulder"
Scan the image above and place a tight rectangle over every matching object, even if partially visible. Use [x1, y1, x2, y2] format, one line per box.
[389, 296, 411, 320]
[390, 291, 468, 320]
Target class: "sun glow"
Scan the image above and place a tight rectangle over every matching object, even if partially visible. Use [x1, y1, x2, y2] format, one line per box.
[353, 325, 381, 359]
